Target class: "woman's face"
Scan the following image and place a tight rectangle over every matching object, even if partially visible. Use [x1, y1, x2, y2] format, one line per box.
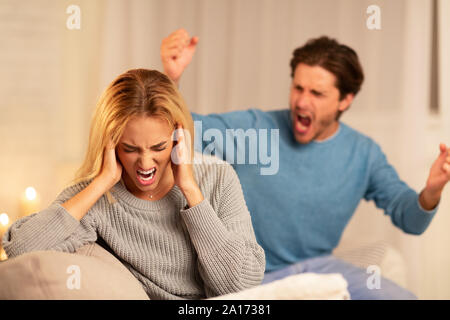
[116, 115, 175, 199]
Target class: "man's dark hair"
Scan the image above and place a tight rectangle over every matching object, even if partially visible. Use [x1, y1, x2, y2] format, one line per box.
[290, 36, 364, 100]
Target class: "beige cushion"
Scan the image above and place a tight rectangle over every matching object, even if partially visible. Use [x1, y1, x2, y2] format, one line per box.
[0, 243, 149, 300]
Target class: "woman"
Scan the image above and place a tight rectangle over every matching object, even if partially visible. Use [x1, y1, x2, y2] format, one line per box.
[2, 69, 265, 299]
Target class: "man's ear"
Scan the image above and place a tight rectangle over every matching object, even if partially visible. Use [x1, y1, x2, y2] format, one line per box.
[338, 93, 354, 112]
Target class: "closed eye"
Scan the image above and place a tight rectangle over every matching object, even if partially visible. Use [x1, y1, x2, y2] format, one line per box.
[123, 147, 166, 153]
[311, 90, 324, 97]
[122, 142, 167, 153]
[295, 85, 303, 93]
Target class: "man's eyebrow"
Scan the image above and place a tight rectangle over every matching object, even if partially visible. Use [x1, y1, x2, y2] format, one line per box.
[121, 141, 167, 149]
[294, 84, 326, 94]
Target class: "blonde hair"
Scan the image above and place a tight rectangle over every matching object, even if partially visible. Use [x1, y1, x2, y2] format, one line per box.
[73, 69, 194, 191]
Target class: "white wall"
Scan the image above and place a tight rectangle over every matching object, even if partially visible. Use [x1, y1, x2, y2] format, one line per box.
[1, 0, 449, 298]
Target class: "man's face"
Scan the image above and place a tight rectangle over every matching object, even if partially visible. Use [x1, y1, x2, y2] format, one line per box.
[289, 63, 353, 144]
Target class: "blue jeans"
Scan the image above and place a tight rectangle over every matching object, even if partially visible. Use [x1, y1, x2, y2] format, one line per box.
[262, 255, 417, 300]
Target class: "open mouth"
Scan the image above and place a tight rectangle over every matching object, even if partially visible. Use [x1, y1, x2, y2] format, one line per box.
[136, 167, 156, 184]
[295, 114, 312, 133]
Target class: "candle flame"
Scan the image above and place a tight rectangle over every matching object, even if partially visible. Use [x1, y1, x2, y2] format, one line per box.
[0, 213, 9, 226]
[25, 187, 37, 201]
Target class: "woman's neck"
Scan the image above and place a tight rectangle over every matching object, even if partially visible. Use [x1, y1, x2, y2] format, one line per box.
[122, 166, 175, 201]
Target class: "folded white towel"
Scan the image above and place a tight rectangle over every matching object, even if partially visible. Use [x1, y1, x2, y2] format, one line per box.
[211, 273, 350, 300]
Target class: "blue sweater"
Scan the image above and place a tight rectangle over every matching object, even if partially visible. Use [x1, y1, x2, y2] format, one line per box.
[192, 109, 437, 272]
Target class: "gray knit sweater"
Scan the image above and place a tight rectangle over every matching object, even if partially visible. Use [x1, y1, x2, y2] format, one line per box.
[2, 156, 265, 299]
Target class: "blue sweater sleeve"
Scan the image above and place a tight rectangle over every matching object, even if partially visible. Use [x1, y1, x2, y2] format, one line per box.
[364, 142, 437, 235]
[192, 109, 260, 158]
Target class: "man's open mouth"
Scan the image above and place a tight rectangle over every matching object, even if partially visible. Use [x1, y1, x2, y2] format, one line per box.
[295, 114, 312, 133]
[298, 114, 311, 126]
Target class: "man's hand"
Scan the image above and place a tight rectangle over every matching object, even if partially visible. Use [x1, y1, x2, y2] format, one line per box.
[419, 143, 450, 210]
[161, 29, 199, 86]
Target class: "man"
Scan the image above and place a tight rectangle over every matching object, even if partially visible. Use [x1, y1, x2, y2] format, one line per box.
[160, 29, 450, 299]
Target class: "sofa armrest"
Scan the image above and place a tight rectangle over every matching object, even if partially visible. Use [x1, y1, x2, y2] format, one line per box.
[0, 243, 149, 300]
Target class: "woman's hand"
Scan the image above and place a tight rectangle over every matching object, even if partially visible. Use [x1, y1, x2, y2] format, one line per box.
[62, 141, 122, 221]
[98, 140, 123, 190]
[171, 125, 204, 207]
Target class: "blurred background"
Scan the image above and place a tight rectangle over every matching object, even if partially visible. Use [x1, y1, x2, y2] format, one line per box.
[0, 0, 449, 299]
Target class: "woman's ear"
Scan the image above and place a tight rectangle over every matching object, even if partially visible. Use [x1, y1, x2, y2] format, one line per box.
[172, 123, 180, 145]
[115, 149, 123, 165]
[172, 131, 178, 146]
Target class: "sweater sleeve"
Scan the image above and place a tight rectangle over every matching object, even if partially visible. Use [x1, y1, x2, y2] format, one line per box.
[364, 142, 437, 235]
[179, 163, 265, 297]
[2, 181, 98, 258]
[192, 109, 260, 157]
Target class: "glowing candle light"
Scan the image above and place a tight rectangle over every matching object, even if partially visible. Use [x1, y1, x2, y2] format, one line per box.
[20, 187, 41, 217]
[0, 212, 9, 226]
[26, 187, 37, 200]
[0, 212, 10, 261]
[0, 212, 9, 234]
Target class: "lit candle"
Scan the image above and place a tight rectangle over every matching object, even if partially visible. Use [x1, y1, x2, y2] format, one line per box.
[0, 212, 10, 261]
[19, 187, 41, 218]
[0, 212, 10, 235]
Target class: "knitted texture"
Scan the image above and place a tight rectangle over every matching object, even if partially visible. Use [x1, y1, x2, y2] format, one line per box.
[193, 109, 437, 272]
[2, 155, 265, 299]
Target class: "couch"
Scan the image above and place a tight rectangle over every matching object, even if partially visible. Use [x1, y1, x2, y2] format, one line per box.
[0, 240, 406, 300]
